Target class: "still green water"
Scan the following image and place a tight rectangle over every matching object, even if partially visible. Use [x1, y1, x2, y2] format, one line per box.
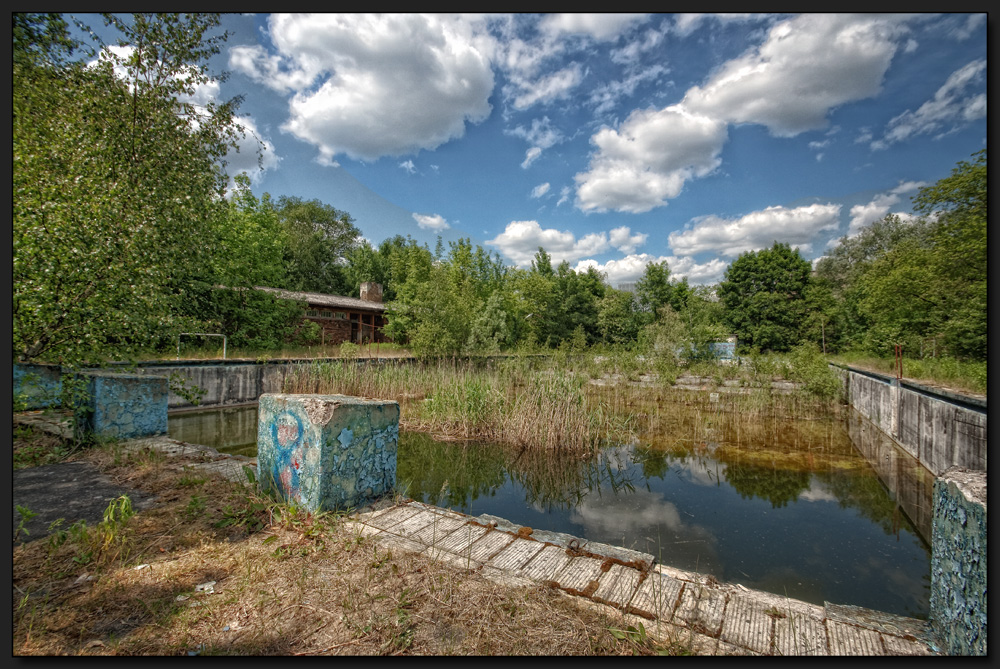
[168, 402, 931, 619]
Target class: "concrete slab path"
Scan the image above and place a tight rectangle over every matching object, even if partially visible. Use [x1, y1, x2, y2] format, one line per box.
[350, 500, 939, 656]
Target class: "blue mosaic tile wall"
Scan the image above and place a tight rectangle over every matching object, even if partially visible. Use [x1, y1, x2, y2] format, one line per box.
[929, 469, 986, 656]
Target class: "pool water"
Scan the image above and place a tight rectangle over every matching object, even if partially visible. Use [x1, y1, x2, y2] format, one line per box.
[168, 402, 932, 619]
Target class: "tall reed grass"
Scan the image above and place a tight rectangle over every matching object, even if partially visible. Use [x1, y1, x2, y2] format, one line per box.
[282, 358, 632, 454]
[281, 348, 847, 455]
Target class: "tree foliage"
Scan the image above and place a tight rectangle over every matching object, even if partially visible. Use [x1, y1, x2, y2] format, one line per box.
[814, 150, 985, 360]
[276, 195, 361, 295]
[717, 243, 811, 353]
[13, 13, 247, 363]
[636, 260, 671, 316]
[12, 18, 985, 370]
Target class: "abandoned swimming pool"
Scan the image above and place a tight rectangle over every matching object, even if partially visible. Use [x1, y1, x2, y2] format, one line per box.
[167, 403, 932, 620]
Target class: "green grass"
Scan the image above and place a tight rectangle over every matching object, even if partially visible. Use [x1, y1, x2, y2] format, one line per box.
[830, 351, 986, 395]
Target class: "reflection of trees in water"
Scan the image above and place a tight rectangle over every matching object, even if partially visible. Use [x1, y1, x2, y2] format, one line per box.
[634, 399, 920, 532]
[399, 398, 926, 544]
[396, 432, 507, 508]
[397, 431, 638, 512]
[812, 467, 920, 541]
[721, 458, 811, 508]
[508, 444, 637, 511]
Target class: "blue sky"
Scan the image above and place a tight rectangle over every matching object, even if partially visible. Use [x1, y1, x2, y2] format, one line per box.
[78, 13, 988, 286]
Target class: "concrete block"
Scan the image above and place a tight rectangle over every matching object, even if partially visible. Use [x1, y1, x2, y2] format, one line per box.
[13, 363, 63, 409]
[357, 504, 422, 532]
[630, 570, 684, 621]
[465, 529, 514, 563]
[688, 586, 729, 638]
[409, 515, 467, 547]
[256, 393, 399, 512]
[74, 372, 168, 441]
[773, 611, 828, 656]
[929, 468, 987, 656]
[719, 594, 771, 652]
[389, 510, 438, 539]
[517, 544, 572, 583]
[593, 563, 641, 609]
[553, 556, 605, 595]
[433, 523, 490, 555]
[826, 619, 882, 655]
[486, 537, 545, 571]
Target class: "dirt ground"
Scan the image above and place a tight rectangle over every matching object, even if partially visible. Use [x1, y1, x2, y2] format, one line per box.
[12, 423, 690, 657]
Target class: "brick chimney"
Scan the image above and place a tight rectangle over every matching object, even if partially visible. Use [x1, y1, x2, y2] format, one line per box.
[360, 282, 383, 303]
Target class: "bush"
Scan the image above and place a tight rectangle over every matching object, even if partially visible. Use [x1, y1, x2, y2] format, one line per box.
[787, 343, 842, 401]
[295, 320, 322, 346]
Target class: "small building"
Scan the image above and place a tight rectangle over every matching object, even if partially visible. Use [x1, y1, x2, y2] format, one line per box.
[254, 283, 389, 345]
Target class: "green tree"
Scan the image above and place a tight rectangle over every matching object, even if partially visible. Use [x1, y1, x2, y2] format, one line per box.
[466, 292, 514, 353]
[815, 151, 986, 360]
[553, 262, 605, 347]
[636, 260, 672, 318]
[276, 195, 361, 295]
[195, 174, 303, 350]
[597, 289, 642, 346]
[13, 13, 77, 68]
[13, 13, 247, 363]
[717, 243, 812, 353]
[913, 150, 986, 360]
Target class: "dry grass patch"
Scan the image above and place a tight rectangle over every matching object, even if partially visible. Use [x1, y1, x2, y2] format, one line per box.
[13, 434, 687, 656]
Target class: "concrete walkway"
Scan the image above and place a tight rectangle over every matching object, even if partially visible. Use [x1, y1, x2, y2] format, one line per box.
[349, 500, 938, 656]
[14, 421, 940, 656]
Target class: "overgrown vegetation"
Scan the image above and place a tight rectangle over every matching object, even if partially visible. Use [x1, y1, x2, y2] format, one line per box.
[830, 352, 986, 396]
[282, 348, 843, 454]
[14, 14, 985, 393]
[13, 433, 691, 656]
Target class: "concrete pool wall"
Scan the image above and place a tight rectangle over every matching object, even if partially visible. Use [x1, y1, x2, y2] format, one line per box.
[832, 364, 986, 477]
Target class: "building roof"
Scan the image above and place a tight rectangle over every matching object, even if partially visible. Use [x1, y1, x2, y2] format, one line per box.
[253, 286, 386, 312]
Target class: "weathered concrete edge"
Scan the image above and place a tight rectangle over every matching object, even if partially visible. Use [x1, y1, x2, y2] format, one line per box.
[352, 500, 939, 656]
[829, 362, 986, 411]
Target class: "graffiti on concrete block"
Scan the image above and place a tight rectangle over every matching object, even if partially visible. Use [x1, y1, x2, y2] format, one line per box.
[270, 411, 306, 504]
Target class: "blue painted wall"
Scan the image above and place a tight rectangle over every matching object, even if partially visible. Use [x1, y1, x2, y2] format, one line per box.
[13, 363, 63, 409]
[74, 373, 168, 441]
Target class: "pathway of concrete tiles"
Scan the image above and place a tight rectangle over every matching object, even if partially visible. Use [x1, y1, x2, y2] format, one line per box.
[349, 500, 939, 657]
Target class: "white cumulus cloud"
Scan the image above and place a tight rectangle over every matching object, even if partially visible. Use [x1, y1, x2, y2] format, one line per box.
[668, 204, 842, 258]
[413, 213, 450, 231]
[521, 147, 543, 169]
[226, 116, 281, 186]
[539, 13, 648, 42]
[507, 116, 565, 168]
[574, 14, 915, 213]
[609, 226, 648, 253]
[575, 254, 729, 286]
[846, 181, 926, 235]
[510, 63, 584, 110]
[487, 220, 610, 267]
[232, 14, 495, 163]
[575, 105, 728, 213]
[531, 183, 551, 198]
[872, 59, 987, 150]
[682, 14, 906, 137]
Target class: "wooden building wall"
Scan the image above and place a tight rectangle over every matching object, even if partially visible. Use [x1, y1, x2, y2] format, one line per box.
[303, 306, 387, 345]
